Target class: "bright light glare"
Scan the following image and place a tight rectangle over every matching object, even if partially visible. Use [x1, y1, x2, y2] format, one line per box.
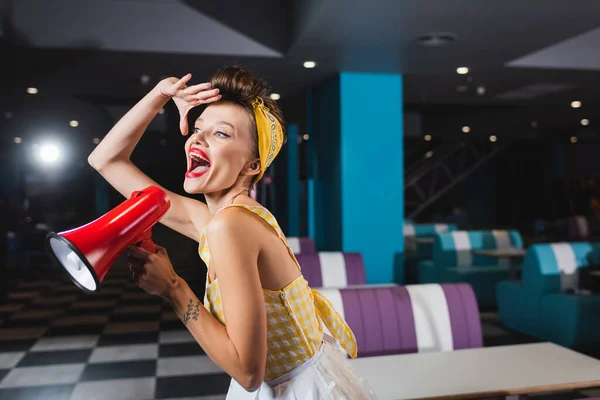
[38, 144, 61, 163]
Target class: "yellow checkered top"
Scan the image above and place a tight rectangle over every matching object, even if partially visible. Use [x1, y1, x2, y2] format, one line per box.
[199, 204, 357, 382]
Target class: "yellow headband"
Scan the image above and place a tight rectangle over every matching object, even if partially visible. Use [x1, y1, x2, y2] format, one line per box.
[252, 98, 284, 183]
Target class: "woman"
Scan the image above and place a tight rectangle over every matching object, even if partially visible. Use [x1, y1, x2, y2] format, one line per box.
[88, 66, 377, 399]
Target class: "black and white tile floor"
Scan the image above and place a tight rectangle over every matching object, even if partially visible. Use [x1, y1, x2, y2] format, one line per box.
[0, 263, 598, 400]
[0, 260, 232, 400]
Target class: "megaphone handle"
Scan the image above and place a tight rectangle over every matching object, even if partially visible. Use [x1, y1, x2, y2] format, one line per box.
[134, 228, 157, 253]
[140, 239, 156, 253]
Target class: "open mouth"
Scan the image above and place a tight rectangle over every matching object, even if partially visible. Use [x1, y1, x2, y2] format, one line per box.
[186, 148, 211, 178]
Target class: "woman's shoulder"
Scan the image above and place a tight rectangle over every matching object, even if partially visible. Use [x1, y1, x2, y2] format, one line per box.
[206, 203, 275, 238]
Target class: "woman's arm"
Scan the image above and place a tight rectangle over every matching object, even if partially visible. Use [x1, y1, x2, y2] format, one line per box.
[166, 209, 267, 391]
[88, 76, 217, 241]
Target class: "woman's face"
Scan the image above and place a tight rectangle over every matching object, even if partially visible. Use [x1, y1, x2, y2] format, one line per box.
[183, 102, 258, 194]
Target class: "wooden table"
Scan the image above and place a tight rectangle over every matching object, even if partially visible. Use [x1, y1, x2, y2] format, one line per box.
[472, 247, 526, 280]
[473, 247, 526, 258]
[351, 342, 600, 400]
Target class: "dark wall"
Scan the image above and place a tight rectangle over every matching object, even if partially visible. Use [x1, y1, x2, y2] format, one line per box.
[310, 76, 342, 250]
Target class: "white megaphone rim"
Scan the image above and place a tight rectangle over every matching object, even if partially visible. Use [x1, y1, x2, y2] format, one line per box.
[45, 232, 101, 294]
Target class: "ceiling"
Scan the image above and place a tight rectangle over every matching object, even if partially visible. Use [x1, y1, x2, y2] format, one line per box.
[2, 0, 600, 140]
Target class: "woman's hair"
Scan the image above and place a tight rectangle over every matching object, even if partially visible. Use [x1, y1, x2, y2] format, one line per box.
[209, 66, 286, 178]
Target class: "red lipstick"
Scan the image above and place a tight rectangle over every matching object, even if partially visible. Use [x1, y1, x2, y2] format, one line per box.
[186, 147, 211, 179]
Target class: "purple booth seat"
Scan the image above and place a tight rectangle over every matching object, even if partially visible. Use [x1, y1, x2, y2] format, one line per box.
[296, 252, 366, 288]
[316, 283, 482, 357]
[286, 237, 316, 254]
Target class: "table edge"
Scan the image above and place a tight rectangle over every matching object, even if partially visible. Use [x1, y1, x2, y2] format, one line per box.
[408, 379, 600, 400]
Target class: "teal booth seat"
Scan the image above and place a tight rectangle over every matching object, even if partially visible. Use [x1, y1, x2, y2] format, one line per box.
[419, 230, 523, 308]
[497, 242, 600, 348]
[404, 223, 458, 258]
[404, 223, 457, 284]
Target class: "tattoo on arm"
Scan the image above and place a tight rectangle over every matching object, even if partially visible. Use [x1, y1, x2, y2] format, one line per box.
[181, 298, 201, 326]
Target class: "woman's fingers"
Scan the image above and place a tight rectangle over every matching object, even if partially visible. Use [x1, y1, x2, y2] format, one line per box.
[132, 272, 143, 285]
[172, 74, 192, 90]
[183, 82, 212, 94]
[193, 88, 220, 100]
[196, 94, 222, 105]
[128, 262, 145, 273]
[180, 113, 190, 136]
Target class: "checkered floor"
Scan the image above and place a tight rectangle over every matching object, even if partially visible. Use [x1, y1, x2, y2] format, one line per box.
[1, 261, 599, 400]
[0, 259, 231, 400]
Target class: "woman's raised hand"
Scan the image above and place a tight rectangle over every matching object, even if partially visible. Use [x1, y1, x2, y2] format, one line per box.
[158, 74, 221, 135]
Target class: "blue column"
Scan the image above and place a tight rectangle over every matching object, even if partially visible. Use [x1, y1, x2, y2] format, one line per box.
[310, 73, 404, 283]
[287, 124, 300, 236]
[340, 73, 404, 283]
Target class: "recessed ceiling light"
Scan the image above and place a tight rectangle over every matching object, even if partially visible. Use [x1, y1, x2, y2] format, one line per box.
[13, 137, 22, 144]
[140, 74, 151, 85]
[425, 151, 434, 158]
[571, 101, 582, 108]
[303, 61, 316, 69]
[93, 138, 100, 144]
[456, 67, 469, 75]
[462, 126, 470, 133]
[415, 32, 457, 47]
[570, 136, 578, 144]
[581, 118, 590, 126]
[303, 134, 309, 140]
[270, 93, 281, 100]
[27, 87, 38, 94]
[476, 86, 486, 95]
[70, 120, 79, 127]
[489, 135, 497, 142]
[424, 134, 432, 141]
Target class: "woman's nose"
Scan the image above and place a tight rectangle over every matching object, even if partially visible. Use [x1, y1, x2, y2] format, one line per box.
[191, 132, 208, 147]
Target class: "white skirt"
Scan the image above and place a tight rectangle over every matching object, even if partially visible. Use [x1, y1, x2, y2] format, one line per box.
[226, 335, 378, 400]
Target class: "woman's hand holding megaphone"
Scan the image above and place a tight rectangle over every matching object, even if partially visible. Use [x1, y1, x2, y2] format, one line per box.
[127, 244, 182, 299]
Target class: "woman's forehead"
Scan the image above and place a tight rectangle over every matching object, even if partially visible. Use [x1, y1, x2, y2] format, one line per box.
[198, 102, 254, 131]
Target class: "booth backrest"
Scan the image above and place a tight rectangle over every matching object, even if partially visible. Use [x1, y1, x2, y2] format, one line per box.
[404, 224, 458, 256]
[404, 223, 457, 237]
[286, 237, 316, 254]
[432, 230, 523, 269]
[522, 242, 600, 296]
[296, 252, 366, 288]
[316, 283, 482, 357]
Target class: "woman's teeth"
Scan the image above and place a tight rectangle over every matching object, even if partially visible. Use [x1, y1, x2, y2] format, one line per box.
[190, 153, 210, 166]
[189, 153, 210, 173]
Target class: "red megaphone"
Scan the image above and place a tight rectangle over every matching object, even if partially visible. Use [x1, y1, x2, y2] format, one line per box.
[46, 186, 171, 293]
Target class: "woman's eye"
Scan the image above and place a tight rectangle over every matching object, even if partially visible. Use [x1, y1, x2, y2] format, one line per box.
[193, 127, 201, 133]
[215, 131, 230, 138]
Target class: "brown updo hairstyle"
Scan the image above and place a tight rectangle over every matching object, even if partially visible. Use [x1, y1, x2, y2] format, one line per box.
[208, 66, 286, 185]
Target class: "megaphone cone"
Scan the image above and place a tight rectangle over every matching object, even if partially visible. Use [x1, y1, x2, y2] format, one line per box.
[46, 186, 171, 293]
